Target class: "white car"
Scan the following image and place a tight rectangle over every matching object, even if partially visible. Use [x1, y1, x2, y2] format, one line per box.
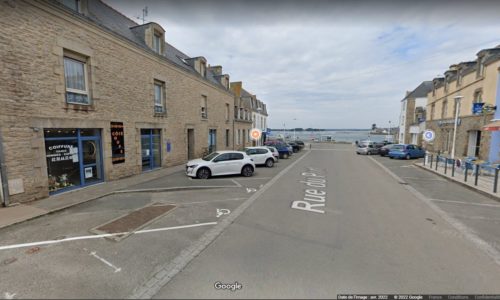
[186, 151, 256, 179]
[266, 146, 279, 161]
[244, 147, 276, 167]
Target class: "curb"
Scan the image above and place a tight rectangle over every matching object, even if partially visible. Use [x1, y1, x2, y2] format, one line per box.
[414, 163, 500, 203]
[0, 185, 235, 231]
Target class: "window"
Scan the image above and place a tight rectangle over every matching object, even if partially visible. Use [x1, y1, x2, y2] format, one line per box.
[214, 153, 231, 162]
[154, 80, 165, 113]
[477, 57, 485, 78]
[431, 103, 435, 120]
[153, 32, 162, 54]
[225, 104, 230, 121]
[257, 149, 268, 154]
[64, 55, 89, 105]
[225, 129, 230, 147]
[444, 80, 449, 93]
[442, 100, 448, 118]
[237, 129, 241, 145]
[234, 106, 238, 119]
[474, 90, 483, 103]
[201, 95, 208, 118]
[230, 153, 244, 160]
[457, 73, 462, 86]
[61, 0, 80, 12]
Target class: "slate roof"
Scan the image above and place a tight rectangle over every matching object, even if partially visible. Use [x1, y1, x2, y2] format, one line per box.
[402, 81, 433, 101]
[63, 0, 228, 91]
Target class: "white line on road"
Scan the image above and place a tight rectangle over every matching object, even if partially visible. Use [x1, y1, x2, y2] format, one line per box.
[89, 251, 122, 273]
[230, 179, 242, 187]
[369, 156, 500, 266]
[3, 293, 16, 299]
[401, 176, 447, 182]
[429, 198, 500, 208]
[178, 198, 246, 206]
[0, 222, 217, 251]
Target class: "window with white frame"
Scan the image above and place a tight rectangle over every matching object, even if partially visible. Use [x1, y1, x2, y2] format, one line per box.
[64, 54, 90, 105]
[153, 32, 162, 54]
[201, 95, 208, 118]
[477, 57, 485, 78]
[154, 80, 165, 113]
[474, 90, 483, 103]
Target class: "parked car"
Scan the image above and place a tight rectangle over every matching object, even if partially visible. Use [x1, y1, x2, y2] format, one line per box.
[379, 144, 397, 157]
[288, 142, 301, 153]
[356, 144, 379, 155]
[186, 151, 255, 179]
[388, 144, 426, 159]
[266, 146, 280, 161]
[244, 147, 276, 167]
[295, 140, 305, 149]
[265, 141, 292, 159]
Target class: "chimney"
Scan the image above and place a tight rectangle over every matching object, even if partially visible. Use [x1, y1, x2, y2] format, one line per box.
[208, 65, 223, 76]
[230, 82, 242, 97]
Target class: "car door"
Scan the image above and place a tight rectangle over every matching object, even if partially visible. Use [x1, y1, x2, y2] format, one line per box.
[416, 146, 425, 158]
[211, 153, 233, 175]
[255, 148, 268, 164]
[230, 152, 245, 174]
[407, 145, 416, 157]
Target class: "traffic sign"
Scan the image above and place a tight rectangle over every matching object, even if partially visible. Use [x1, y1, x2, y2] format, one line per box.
[250, 128, 262, 141]
[422, 130, 435, 142]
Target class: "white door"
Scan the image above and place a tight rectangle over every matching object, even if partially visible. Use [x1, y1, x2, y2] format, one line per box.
[467, 131, 478, 157]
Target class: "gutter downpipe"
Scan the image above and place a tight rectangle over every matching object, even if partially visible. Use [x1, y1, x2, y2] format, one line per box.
[0, 128, 9, 207]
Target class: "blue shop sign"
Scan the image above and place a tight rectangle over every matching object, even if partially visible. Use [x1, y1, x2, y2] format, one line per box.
[472, 102, 484, 115]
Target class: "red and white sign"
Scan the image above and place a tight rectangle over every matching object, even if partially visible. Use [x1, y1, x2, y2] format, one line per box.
[250, 128, 262, 141]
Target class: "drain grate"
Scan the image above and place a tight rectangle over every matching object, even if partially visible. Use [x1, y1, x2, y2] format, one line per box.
[91, 203, 176, 241]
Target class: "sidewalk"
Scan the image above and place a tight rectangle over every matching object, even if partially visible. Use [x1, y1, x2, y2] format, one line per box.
[0, 164, 186, 230]
[416, 161, 500, 201]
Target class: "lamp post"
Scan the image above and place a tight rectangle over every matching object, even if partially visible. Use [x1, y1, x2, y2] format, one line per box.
[256, 107, 262, 145]
[451, 95, 463, 159]
[293, 118, 297, 141]
[388, 120, 392, 142]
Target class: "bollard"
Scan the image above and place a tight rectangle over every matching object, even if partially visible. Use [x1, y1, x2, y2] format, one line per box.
[474, 165, 479, 186]
[430, 155, 433, 169]
[451, 159, 455, 177]
[423, 154, 426, 166]
[435, 155, 439, 171]
[444, 158, 448, 174]
[494, 168, 499, 193]
[464, 163, 468, 182]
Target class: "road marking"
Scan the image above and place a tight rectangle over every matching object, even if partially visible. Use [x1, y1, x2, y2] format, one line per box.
[401, 176, 447, 182]
[246, 187, 257, 193]
[129, 150, 312, 299]
[368, 156, 500, 266]
[0, 222, 217, 251]
[178, 198, 246, 205]
[4, 293, 16, 299]
[429, 198, 500, 208]
[216, 209, 231, 218]
[230, 179, 242, 187]
[89, 251, 121, 273]
[400, 165, 415, 168]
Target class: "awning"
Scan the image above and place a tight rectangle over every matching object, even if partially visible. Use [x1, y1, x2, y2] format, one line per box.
[483, 120, 500, 131]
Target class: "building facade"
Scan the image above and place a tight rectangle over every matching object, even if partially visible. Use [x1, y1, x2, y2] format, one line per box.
[425, 46, 500, 161]
[398, 81, 433, 145]
[230, 82, 253, 150]
[0, 0, 260, 204]
[250, 97, 268, 146]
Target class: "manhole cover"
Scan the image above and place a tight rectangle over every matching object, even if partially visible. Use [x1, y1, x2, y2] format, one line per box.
[91, 203, 176, 242]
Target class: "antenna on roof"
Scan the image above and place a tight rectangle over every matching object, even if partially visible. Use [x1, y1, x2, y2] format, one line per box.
[136, 6, 148, 24]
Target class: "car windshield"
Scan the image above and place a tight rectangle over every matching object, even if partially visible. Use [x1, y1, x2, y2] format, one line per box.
[202, 152, 219, 161]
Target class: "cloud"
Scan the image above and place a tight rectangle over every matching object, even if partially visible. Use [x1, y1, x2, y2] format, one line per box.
[106, 0, 500, 128]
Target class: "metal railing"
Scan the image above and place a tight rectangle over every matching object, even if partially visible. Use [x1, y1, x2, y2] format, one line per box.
[424, 153, 499, 193]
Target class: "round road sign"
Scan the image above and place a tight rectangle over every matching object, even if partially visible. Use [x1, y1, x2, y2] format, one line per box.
[250, 128, 262, 141]
[423, 130, 435, 142]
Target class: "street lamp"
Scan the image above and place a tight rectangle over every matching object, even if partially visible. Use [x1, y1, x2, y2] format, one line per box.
[451, 95, 463, 159]
[293, 118, 297, 141]
[388, 120, 392, 142]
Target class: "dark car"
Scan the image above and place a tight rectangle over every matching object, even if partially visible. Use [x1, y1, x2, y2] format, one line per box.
[295, 140, 305, 149]
[264, 141, 292, 159]
[288, 142, 301, 153]
[379, 144, 397, 157]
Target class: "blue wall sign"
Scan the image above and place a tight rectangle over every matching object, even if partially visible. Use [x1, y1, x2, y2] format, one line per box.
[166, 139, 171, 153]
[472, 103, 485, 115]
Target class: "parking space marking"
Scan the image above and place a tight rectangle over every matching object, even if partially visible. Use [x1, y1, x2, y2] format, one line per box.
[0, 222, 217, 251]
[401, 176, 447, 182]
[87, 249, 122, 273]
[230, 179, 242, 187]
[429, 199, 500, 208]
[3, 293, 16, 299]
[178, 197, 246, 206]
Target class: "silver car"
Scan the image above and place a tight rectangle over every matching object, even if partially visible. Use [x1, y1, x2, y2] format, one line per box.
[356, 144, 379, 155]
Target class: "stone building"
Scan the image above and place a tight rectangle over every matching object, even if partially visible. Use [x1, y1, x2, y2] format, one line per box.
[0, 0, 256, 204]
[250, 97, 268, 146]
[398, 81, 433, 145]
[230, 82, 254, 150]
[425, 46, 500, 161]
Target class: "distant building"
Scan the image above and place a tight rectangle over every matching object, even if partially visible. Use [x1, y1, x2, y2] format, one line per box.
[425, 45, 500, 161]
[398, 81, 433, 145]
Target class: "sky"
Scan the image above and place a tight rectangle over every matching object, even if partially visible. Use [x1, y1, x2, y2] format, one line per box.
[106, 0, 500, 129]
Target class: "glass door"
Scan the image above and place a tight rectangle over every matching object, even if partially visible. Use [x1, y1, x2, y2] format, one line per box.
[141, 129, 161, 171]
[81, 138, 102, 184]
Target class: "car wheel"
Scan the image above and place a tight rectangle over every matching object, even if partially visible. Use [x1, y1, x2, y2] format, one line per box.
[405, 154, 411, 160]
[265, 158, 274, 168]
[196, 167, 211, 179]
[389, 156, 393, 159]
[241, 165, 254, 177]
[367, 151, 371, 155]
[283, 153, 289, 159]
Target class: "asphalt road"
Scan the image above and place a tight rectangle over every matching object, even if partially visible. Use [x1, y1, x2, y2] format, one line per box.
[2, 143, 500, 299]
[153, 143, 500, 298]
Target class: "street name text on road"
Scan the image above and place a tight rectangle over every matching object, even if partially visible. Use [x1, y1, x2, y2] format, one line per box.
[291, 171, 327, 214]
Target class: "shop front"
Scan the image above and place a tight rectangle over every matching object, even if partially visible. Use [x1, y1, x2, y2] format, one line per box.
[44, 128, 103, 194]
